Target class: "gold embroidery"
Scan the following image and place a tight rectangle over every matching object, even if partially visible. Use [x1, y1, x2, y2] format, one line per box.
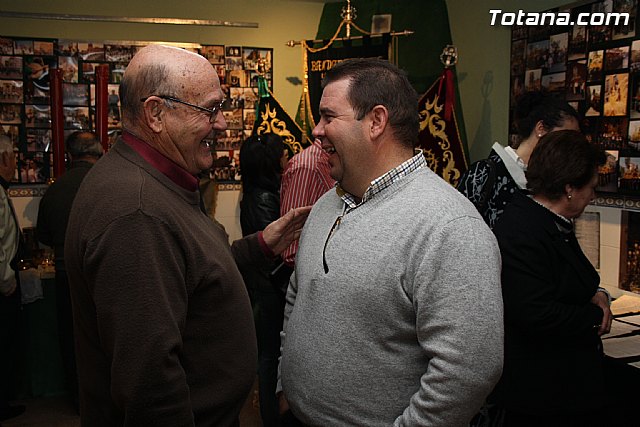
[255, 102, 303, 154]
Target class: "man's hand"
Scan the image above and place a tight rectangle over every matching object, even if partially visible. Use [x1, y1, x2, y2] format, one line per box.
[591, 290, 612, 336]
[262, 206, 312, 255]
[277, 391, 290, 415]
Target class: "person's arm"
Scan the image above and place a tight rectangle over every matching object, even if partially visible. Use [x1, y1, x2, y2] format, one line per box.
[0, 191, 17, 296]
[395, 217, 504, 426]
[498, 230, 604, 336]
[591, 288, 612, 336]
[84, 213, 194, 426]
[280, 163, 330, 265]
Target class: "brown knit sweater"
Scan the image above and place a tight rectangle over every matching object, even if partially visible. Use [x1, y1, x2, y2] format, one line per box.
[65, 139, 259, 426]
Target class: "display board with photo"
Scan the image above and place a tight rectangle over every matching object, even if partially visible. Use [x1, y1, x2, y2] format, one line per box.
[0, 34, 273, 184]
[510, 0, 640, 195]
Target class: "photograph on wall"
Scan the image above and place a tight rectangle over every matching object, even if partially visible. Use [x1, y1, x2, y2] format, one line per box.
[110, 63, 127, 84]
[18, 151, 49, 183]
[631, 73, 640, 118]
[0, 38, 13, 55]
[512, 25, 528, 41]
[0, 104, 21, 124]
[25, 104, 50, 128]
[620, 156, 640, 191]
[227, 69, 249, 88]
[629, 120, 640, 150]
[612, 0, 637, 40]
[13, 39, 34, 55]
[59, 56, 79, 83]
[599, 117, 628, 149]
[590, 0, 614, 45]
[229, 87, 245, 109]
[223, 108, 243, 130]
[63, 83, 89, 106]
[105, 44, 135, 62]
[588, 50, 604, 81]
[566, 60, 587, 100]
[548, 33, 568, 72]
[216, 130, 242, 151]
[56, 39, 79, 56]
[542, 73, 566, 93]
[64, 107, 90, 130]
[213, 150, 240, 182]
[33, 40, 54, 56]
[604, 73, 629, 116]
[0, 124, 19, 148]
[243, 109, 256, 130]
[527, 40, 550, 69]
[0, 80, 23, 104]
[586, 84, 603, 116]
[568, 26, 588, 60]
[107, 84, 121, 127]
[201, 45, 225, 65]
[226, 53, 243, 70]
[242, 47, 272, 73]
[525, 68, 542, 91]
[0, 56, 23, 79]
[605, 46, 630, 70]
[25, 129, 51, 152]
[78, 42, 104, 61]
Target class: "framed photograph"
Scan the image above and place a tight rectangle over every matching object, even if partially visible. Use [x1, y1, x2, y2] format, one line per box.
[548, 33, 568, 73]
[216, 130, 242, 151]
[525, 69, 542, 91]
[24, 81, 49, 106]
[0, 105, 21, 124]
[590, 0, 614, 45]
[588, 50, 604, 81]
[227, 69, 248, 88]
[599, 117, 628, 149]
[59, 56, 79, 83]
[612, 0, 637, 40]
[223, 108, 243, 130]
[0, 56, 21, 79]
[213, 150, 239, 182]
[566, 60, 587, 100]
[242, 47, 272, 73]
[63, 83, 89, 106]
[110, 63, 127, 84]
[64, 106, 90, 130]
[605, 46, 630, 70]
[215, 65, 226, 82]
[229, 87, 245, 109]
[243, 87, 258, 105]
[619, 156, 640, 191]
[604, 73, 629, 116]
[512, 25, 528, 41]
[511, 39, 526, 76]
[13, 39, 34, 55]
[0, 38, 13, 55]
[0, 80, 23, 104]
[243, 109, 255, 130]
[107, 84, 121, 127]
[586, 84, 603, 116]
[631, 73, 640, 118]
[56, 39, 79, 56]
[527, 40, 549, 69]
[201, 45, 225, 65]
[568, 26, 588, 60]
[18, 151, 50, 184]
[542, 72, 566, 93]
[0, 124, 19, 148]
[225, 46, 242, 57]
[629, 120, 640, 150]
[371, 14, 392, 34]
[25, 104, 50, 128]
[105, 44, 134, 62]
[25, 129, 51, 152]
[78, 42, 104, 61]
[632, 40, 640, 71]
[33, 40, 54, 56]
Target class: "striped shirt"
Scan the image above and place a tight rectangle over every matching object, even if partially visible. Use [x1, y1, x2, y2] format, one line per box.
[280, 140, 335, 266]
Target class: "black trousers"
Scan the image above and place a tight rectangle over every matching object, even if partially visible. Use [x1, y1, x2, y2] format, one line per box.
[55, 270, 78, 402]
[0, 289, 20, 412]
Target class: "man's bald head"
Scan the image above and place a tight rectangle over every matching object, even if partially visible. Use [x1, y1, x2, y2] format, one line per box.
[119, 45, 214, 130]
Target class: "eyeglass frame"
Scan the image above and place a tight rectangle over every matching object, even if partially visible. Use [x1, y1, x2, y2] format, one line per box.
[140, 95, 224, 123]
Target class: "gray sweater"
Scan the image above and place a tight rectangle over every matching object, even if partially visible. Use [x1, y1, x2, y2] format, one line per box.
[280, 166, 504, 426]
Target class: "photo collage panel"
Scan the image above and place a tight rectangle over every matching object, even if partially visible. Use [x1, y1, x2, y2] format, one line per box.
[510, 0, 640, 195]
[0, 35, 273, 184]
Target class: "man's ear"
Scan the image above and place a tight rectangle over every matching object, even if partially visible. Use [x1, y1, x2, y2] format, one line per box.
[369, 105, 388, 140]
[142, 97, 165, 133]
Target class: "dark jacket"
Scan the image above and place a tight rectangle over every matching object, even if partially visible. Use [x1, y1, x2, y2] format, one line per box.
[240, 188, 280, 237]
[492, 191, 604, 415]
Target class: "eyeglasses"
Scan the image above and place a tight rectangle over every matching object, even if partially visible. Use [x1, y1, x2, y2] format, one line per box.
[140, 95, 224, 123]
[322, 214, 343, 274]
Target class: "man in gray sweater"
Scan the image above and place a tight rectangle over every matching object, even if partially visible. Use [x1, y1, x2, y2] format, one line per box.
[278, 58, 504, 426]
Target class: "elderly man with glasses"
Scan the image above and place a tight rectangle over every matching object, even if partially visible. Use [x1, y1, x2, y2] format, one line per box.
[277, 58, 504, 426]
[64, 45, 309, 427]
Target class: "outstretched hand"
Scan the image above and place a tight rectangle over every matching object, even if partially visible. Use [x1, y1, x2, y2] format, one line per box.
[590, 291, 612, 336]
[262, 206, 312, 256]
